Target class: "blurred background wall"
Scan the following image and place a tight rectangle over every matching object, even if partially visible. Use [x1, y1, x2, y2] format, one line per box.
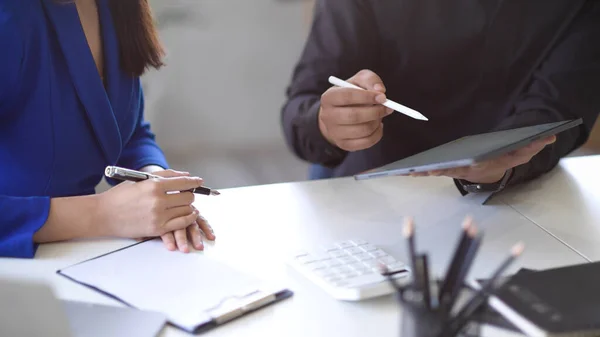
[104, 0, 599, 192]
[140, 0, 312, 189]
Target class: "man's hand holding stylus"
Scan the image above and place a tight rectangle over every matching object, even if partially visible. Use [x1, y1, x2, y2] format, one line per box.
[319, 70, 393, 151]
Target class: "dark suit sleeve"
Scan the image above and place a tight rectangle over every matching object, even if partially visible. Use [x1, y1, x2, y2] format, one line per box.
[280, 0, 380, 166]
[490, 2, 600, 187]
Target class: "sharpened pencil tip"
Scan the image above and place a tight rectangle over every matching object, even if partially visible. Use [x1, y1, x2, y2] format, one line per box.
[511, 242, 525, 256]
[462, 216, 473, 230]
[467, 224, 478, 237]
[403, 217, 414, 237]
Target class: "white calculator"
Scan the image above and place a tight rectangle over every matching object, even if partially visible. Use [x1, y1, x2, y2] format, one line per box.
[288, 240, 411, 301]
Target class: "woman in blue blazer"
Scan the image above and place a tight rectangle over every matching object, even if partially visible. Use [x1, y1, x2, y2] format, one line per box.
[0, 0, 215, 258]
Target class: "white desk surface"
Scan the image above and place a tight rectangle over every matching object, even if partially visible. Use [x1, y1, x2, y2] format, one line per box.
[0, 175, 586, 337]
[500, 155, 600, 262]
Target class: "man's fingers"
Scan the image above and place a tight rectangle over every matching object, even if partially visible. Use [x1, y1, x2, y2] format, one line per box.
[161, 232, 176, 251]
[188, 224, 204, 250]
[336, 123, 384, 151]
[443, 167, 471, 179]
[326, 105, 389, 125]
[499, 138, 552, 168]
[174, 228, 190, 253]
[543, 135, 557, 144]
[350, 69, 386, 92]
[323, 87, 386, 107]
[329, 120, 381, 140]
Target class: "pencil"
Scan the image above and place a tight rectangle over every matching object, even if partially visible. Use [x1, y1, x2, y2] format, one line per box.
[419, 254, 432, 309]
[439, 216, 473, 303]
[445, 242, 525, 335]
[445, 226, 482, 311]
[328, 76, 429, 121]
[403, 217, 419, 289]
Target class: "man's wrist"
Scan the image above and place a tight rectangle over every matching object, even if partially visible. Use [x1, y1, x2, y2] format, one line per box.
[309, 102, 347, 166]
[458, 168, 514, 193]
[318, 111, 337, 147]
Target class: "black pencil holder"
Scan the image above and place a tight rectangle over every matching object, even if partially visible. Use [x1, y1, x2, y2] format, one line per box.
[396, 284, 481, 337]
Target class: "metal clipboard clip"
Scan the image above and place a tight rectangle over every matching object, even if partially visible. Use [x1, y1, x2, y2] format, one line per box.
[206, 289, 278, 325]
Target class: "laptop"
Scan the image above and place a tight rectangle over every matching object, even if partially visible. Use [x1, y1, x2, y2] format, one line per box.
[0, 278, 167, 337]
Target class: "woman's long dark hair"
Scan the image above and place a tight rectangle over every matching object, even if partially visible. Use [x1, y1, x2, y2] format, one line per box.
[107, 0, 165, 77]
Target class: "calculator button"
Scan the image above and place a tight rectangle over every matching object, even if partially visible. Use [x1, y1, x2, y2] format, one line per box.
[345, 274, 385, 288]
[378, 256, 396, 265]
[329, 250, 346, 258]
[350, 239, 368, 246]
[335, 241, 355, 249]
[314, 254, 331, 262]
[355, 253, 374, 261]
[308, 262, 327, 270]
[324, 276, 341, 283]
[293, 251, 309, 258]
[360, 244, 378, 252]
[333, 266, 353, 274]
[337, 256, 356, 264]
[369, 250, 387, 258]
[314, 269, 335, 278]
[326, 259, 342, 267]
[322, 246, 339, 252]
[348, 262, 365, 270]
[345, 247, 363, 255]
[354, 268, 370, 276]
[363, 260, 380, 268]
[341, 270, 360, 279]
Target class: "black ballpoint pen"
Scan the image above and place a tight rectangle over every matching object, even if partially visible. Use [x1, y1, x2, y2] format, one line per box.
[104, 166, 220, 196]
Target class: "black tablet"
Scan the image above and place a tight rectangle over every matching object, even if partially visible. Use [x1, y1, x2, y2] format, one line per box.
[354, 119, 583, 180]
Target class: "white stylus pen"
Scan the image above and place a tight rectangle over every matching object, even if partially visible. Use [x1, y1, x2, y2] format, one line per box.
[328, 76, 428, 121]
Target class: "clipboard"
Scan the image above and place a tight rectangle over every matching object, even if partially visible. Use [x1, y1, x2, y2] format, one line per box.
[57, 239, 293, 333]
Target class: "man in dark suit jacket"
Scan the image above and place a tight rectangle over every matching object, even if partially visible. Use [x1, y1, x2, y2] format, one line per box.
[281, 0, 600, 195]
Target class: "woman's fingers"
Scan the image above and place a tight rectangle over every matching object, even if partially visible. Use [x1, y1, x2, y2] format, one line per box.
[197, 215, 215, 241]
[174, 228, 190, 253]
[160, 232, 176, 251]
[187, 224, 204, 251]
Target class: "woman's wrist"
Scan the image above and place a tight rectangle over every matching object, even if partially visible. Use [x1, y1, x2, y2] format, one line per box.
[139, 165, 166, 174]
[34, 194, 106, 243]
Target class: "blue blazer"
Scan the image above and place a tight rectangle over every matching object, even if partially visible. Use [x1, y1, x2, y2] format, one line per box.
[0, 0, 169, 258]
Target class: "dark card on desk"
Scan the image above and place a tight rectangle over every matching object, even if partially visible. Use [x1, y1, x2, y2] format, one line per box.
[485, 262, 600, 337]
[465, 268, 535, 337]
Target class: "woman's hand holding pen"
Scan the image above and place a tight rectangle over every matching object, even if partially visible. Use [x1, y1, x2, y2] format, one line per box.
[151, 170, 216, 253]
[97, 170, 214, 251]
